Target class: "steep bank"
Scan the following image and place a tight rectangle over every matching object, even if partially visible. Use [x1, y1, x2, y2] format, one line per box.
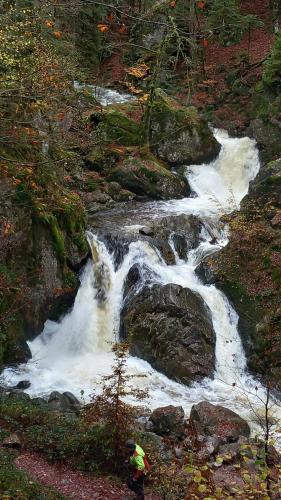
[0, 168, 88, 367]
[198, 157, 281, 384]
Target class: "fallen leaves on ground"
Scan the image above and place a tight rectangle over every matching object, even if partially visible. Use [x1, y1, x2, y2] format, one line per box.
[15, 452, 159, 500]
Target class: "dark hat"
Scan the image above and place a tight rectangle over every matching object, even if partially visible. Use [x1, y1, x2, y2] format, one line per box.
[126, 439, 136, 450]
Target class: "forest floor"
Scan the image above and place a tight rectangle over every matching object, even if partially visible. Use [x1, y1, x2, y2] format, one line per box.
[15, 452, 159, 500]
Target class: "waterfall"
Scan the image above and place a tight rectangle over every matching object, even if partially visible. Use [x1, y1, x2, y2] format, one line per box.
[5, 91, 278, 435]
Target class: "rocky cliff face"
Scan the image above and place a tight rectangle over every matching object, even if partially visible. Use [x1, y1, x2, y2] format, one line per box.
[0, 174, 88, 368]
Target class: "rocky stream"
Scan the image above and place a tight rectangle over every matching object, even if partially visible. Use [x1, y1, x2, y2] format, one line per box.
[2, 88, 281, 451]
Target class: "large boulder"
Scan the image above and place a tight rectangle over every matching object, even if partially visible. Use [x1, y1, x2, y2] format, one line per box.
[149, 89, 220, 166]
[190, 402, 250, 443]
[96, 104, 142, 147]
[149, 405, 185, 437]
[122, 284, 215, 384]
[48, 391, 81, 412]
[108, 156, 188, 200]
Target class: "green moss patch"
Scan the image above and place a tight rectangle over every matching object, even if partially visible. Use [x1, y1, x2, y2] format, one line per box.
[98, 105, 143, 147]
[108, 155, 187, 199]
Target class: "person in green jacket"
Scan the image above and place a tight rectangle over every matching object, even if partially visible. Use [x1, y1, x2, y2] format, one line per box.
[125, 440, 151, 500]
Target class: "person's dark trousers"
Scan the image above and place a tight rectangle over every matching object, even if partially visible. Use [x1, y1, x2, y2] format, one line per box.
[126, 474, 145, 499]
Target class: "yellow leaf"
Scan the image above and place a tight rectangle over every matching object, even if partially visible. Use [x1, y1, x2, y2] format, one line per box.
[138, 94, 149, 104]
[127, 63, 149, 79]
[198, 484, 207, 493]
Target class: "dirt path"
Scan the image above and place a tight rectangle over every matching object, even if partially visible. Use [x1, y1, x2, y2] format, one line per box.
[15, 452, 159, 500]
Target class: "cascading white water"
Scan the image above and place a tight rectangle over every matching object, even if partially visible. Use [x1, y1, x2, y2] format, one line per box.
[74, 82, 135, 106]
[4, 93, 280, 438]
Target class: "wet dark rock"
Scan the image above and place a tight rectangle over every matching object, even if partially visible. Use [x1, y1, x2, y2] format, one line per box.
[10, 341, 32, 366]
[139, 226, 154, 237]
[150, 405, 185, 437]
[195, 254, 220, 284]
[151, 214, 200, 260]
[190, 402, 250, 443]
[0, 171, 89, 369]
[150, 89, 221, 167]
[85, 148, 119, 172]
[63, 391, 81, 408]
[122, 284, 215, 384]
[82, 190, 114, 208]
[8, 389, 31, 401]
[31, 397, 48, 406]
[89, 207, 200, 268]
[48, 391, 81, 412]
[99, 233, 131, 269]
[16, 380, 31, 390]
[22, 231, 81, 340]
[105, 182, 135, 203]
[123, 264, 142, 300]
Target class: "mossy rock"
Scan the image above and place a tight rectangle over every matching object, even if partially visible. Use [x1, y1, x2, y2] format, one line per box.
[108, 155, 189, 200]
[98, 105, 143, 147]
[246, 157, 281, 210]
[148, 89, 221, 166]
[86, 147, 120, 172]
[0, 313, 31, 368]
[249, 119, 281, 163]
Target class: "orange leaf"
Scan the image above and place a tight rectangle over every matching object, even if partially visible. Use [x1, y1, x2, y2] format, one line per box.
[97, 24, 109, 33]
[118, 23, 127, 33]
[3, 222, 11, 236]
[45, 20, 54, 28]
[53, 31, 62, 38]
[201, 38, 209, 47]
[107, 12, 115, 21]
